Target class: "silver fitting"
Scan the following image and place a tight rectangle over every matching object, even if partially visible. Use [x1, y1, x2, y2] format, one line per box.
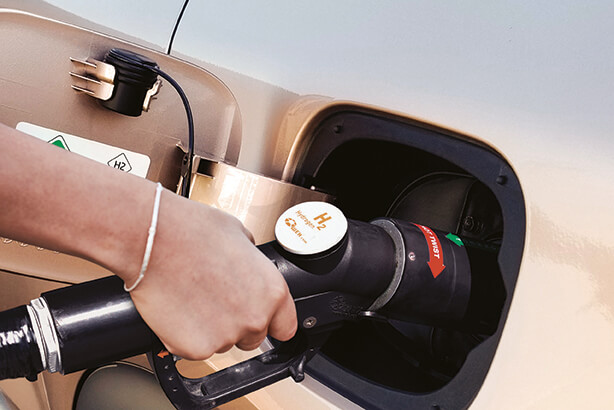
[26, 297, 62, 374]
[367, 219, 406, 311]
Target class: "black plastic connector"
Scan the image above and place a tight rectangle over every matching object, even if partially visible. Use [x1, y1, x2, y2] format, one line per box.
[101, 48, 159, 117]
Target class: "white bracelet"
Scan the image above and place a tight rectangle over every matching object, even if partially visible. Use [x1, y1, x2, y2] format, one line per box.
[124, 182, 164, 292]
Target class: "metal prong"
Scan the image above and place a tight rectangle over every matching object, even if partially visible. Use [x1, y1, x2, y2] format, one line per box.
[69, 57, 97, 69]
[70, 57, 116, 83]
[69, 71, 102, 85]
[70, 84, 96, 96]
[69, 73, 114, 100]
[69, 57, 116, 101]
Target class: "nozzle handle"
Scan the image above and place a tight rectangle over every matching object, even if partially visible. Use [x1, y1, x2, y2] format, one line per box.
[150, 331, 328, 410]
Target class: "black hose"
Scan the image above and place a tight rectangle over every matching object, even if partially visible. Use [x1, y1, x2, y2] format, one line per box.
[0, 277, 155, 381]
[0, 305, 43, 380]
[42, 276, 155, 374]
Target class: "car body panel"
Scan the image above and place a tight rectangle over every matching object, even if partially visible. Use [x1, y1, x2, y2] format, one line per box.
[11, 0, 185, 52]
[170, 8, 614, 407]
[0, 1, 613, 409]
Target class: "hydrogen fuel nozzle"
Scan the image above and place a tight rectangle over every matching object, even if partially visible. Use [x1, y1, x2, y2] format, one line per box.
[0, 201, 472, 410]
[152, 202, 472, 409]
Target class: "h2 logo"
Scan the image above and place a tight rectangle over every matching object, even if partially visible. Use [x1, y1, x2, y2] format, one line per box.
[314, 213, 332, 231]
[107, 153, 133, 173]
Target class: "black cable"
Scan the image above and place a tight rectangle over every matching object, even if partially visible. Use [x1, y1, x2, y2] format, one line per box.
[101, 49, 194, 197]
[150, 66, 194, 198]
[166, 0, 190, 55]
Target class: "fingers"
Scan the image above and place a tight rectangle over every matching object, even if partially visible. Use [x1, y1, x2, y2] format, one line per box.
[267, 288, 298, 342]
[215, 343, 234, 354]
[235, 329, 268, 351]
[235, 310, 296, 352]
[235, 283, 296, 351]
[235, 276, 297, 351]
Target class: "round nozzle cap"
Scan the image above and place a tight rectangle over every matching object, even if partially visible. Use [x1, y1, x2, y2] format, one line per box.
[274, 202, 347, 256]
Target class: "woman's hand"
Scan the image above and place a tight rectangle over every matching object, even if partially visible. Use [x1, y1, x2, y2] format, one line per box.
[126, 190, 297, 360]
[0, 123, 296, 361]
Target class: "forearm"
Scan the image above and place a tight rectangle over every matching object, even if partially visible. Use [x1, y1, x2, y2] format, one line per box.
[0, 122, 153, 282]
[0, 122, 297, 360]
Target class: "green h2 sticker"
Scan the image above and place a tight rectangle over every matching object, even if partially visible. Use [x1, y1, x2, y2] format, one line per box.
[17, 122, 150, 178]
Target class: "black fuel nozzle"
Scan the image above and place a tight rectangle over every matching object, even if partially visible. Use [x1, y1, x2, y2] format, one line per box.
[153, 202, 474, 409]
[0, 201, 474, 410]
[261, 202, 472, 331]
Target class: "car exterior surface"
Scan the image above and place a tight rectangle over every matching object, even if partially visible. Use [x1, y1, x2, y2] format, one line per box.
[1, 1, 614, 409]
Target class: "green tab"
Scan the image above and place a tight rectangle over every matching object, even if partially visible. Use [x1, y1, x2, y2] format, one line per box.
[446, 233, 464, 247]
[48, 135, 70, 151]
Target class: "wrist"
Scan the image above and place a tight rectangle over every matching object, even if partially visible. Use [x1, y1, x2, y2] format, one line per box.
[78, 176, 164, 286]
[123, 182, 163, 291]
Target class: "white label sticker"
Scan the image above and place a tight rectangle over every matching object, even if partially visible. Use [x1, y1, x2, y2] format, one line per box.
[275, 201, 348, 255]
[16, 122, 151, 178]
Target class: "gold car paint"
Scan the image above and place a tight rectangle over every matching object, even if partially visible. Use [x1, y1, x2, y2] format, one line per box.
[4, 3, 614, 410]
[0, 8, 342, 410]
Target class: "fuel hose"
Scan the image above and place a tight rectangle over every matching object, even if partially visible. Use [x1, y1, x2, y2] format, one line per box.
[0, 276, 154, 381]
[0, 306, 43, 380]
